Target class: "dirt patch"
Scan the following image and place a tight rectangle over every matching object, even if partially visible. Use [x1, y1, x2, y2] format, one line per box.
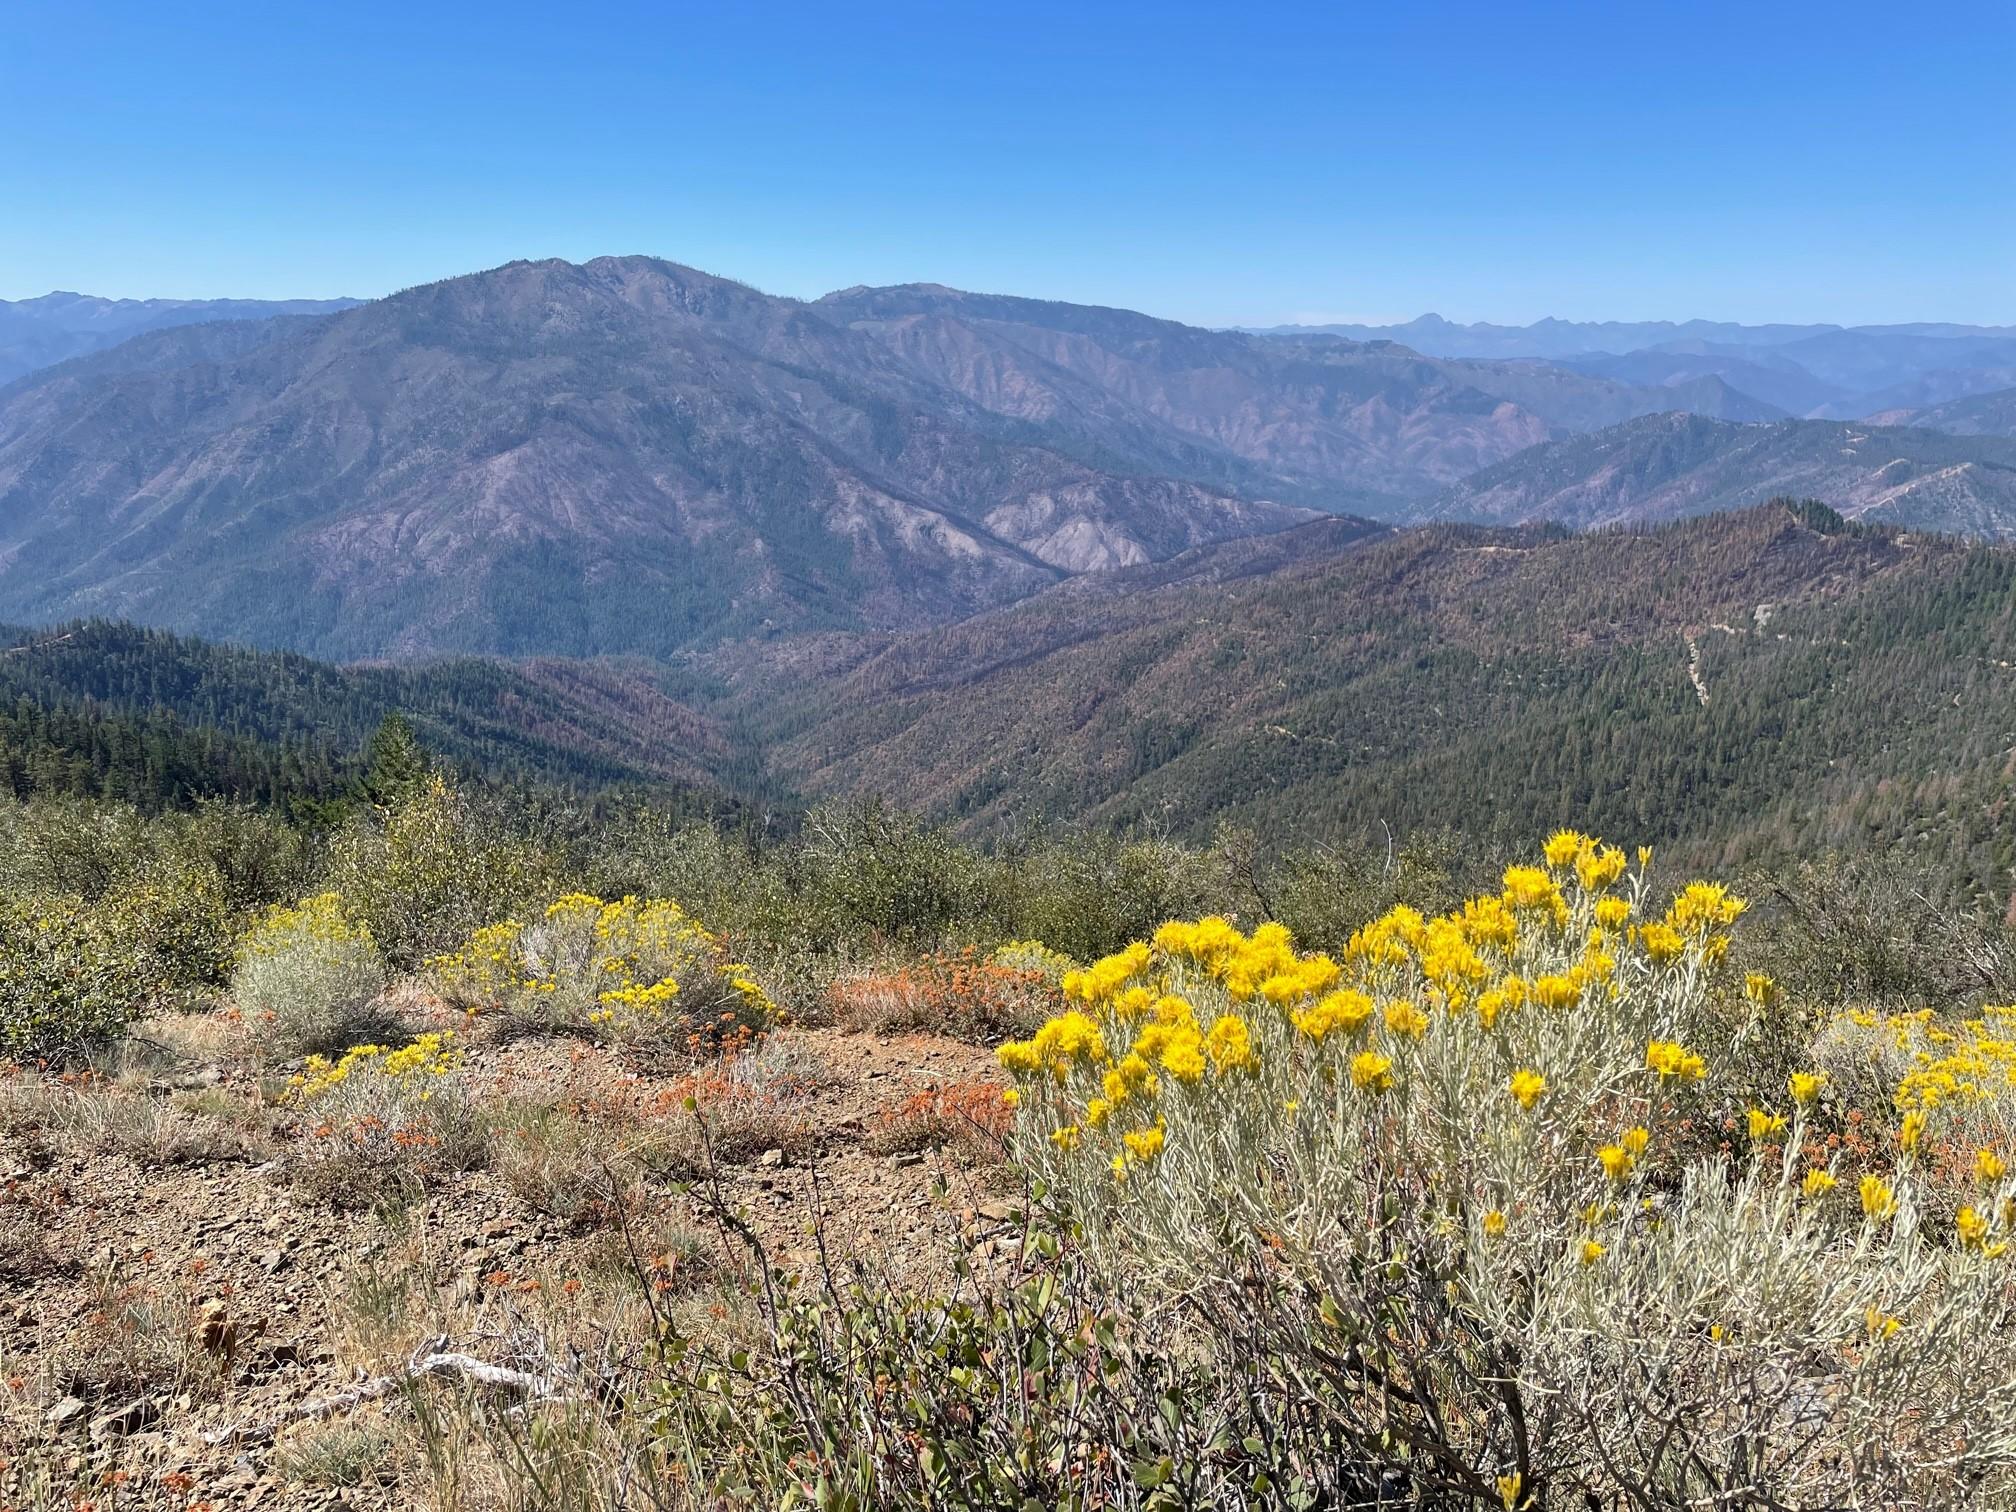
[0, 1012, 1013, 1508]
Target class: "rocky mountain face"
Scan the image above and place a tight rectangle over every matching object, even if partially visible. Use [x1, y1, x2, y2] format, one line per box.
[0, 258, 1314, 659]
[0, 291, 360, 385]
[1427, 413, 2016, 537]
[815, 285, 1784, 511]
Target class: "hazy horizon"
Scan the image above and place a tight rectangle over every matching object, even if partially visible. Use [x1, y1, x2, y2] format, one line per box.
[3, 261, 2009, 337]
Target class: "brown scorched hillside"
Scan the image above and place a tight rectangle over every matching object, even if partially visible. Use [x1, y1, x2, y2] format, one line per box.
[723, 503, 2016, 899]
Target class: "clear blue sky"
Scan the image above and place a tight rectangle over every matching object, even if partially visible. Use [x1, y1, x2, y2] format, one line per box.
[3, 0, 2010, 326]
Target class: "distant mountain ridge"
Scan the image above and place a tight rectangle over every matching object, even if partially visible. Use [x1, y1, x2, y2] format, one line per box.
[2, 258, 2013, 664]
[1248, 313, 2016, 358]
[812, 283, 1810, 511]
[0, 258, 1323, 659]
[0, 256, 1866, 662]
[1248, 314, 2016, 423]
[0, 290, 361, 386]
[1427, 413, 2016, 537]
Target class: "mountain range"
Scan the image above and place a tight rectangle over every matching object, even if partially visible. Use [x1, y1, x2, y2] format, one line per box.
[1250, 314, 2016, 423]
[0, 291, 360, 386]
[8, 501, 2011, 903]
[2, 257, 2014, 662]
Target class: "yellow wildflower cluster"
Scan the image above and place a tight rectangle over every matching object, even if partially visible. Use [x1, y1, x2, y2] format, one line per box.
[1000, 837, 1729, 1222]
[287, 1030, 461, 1102]
[239, 892, 376, 961]
[1003, 833, 2016, 1337]
[1879, 1005, 2016, 1111]
[428, 893, 774, 1036]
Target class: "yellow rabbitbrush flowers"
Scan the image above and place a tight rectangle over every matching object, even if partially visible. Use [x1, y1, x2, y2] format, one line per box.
[999, 835, 2016, 1503]
[428, 893, 774, 1042]
[287, 1029, 461, 1102]
[1001, 838, 1744, 1242]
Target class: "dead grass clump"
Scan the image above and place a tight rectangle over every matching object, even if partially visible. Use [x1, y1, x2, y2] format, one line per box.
[865, 1080, 1012, 1163]
[581, 1209, 725, 1298]
[56, 1258, 228, 1402]
[0, 1066, 272, 1168]
[274, 1421, 395, 1488]
[488, 1103, 646, 1229]
[823, 950, 1055, 1043]
[0, 1209, 65, 1281]
[635, 1057, 820, 1181]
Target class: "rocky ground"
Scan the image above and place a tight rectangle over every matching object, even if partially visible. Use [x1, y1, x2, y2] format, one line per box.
[0, 1009, 1015, 1509]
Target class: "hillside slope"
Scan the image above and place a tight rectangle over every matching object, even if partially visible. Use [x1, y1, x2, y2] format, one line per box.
[0, 259, 1312, 659]
[1875, 387, 2016, 438]
[1428, 414, 2016, 537]
[733, 504, 2016, 899]
[0, 620, 747, 806]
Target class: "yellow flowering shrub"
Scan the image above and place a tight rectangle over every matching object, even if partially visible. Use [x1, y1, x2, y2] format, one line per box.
[230, 892, 392, 1061]
[997, 831, 2016, 1506]
[283, 1030, 482, 1200]
[428, 893, 774, 1046]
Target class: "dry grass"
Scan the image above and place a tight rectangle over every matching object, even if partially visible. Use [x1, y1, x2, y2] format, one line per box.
[273, 1420, 397, 1488]
[864, 1080, 1013, 1163]
[0, 1210, 65, 1283]
[0, 1064, 274, 1169]
[823, 950, 1055, 1042]
[53, 1255, 232, 1403]
[487, 1101, 646, 1229]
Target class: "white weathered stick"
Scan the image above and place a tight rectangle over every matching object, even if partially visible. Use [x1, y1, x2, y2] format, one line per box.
[203, 1344, 575, 1446]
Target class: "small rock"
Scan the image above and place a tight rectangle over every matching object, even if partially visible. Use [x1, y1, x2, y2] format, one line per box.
[89, 1396, 159, 1443]
[47, 1395, 86, 1427]
[758, 1148, 786, 1168]
[257, 1248, 289, 1273]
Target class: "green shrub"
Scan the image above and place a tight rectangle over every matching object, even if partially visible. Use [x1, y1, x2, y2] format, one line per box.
[323, 774, 549, 969]
[0, 894, 153, 1059]
[793, 800, 997, 949]
[637, 1229, 1374, 1509]
[999, 832, 1211, 960]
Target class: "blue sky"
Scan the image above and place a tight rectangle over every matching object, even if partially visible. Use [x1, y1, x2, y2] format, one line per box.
[2, 0, 2010, 326]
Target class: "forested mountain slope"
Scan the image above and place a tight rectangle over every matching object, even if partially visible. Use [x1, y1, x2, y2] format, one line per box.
[0, 621, 746, 810]
[730, 503, 2016, 901]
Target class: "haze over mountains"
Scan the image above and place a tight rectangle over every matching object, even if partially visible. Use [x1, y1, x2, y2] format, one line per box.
[0, 291, 361, 386]
[1, 256, 2014, 663]
[1253, 313, 2016, 423]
